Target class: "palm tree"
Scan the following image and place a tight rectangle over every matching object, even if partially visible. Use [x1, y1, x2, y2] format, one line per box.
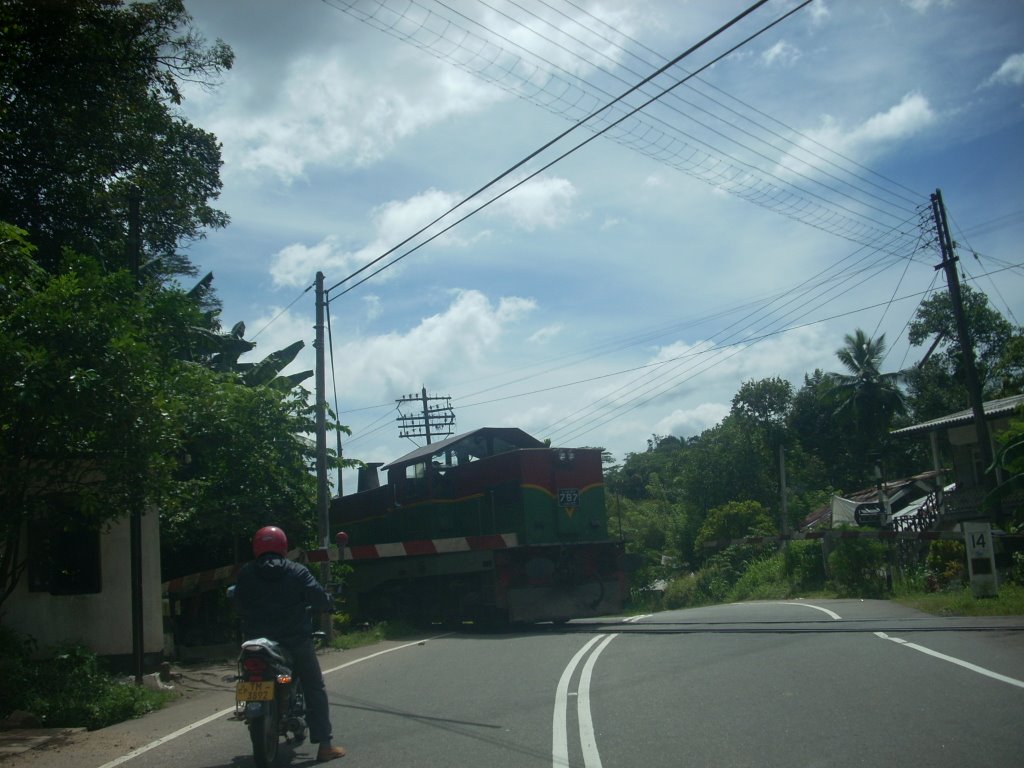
[827, 330, 907, 479]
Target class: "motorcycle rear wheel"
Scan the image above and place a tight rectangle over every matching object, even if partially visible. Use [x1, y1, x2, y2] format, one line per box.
[248, 698, 279, 768]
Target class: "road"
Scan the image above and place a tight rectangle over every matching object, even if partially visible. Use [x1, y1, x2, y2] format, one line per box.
[5, 600, 1023, 767]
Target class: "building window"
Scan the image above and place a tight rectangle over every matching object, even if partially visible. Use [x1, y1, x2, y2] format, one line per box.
[27, 496, 102, 595]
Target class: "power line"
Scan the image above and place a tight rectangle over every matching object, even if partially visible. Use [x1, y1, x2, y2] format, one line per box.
[322, 0, 817, 301]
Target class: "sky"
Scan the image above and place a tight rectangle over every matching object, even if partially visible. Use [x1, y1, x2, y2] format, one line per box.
[176, 0, 1024, 494]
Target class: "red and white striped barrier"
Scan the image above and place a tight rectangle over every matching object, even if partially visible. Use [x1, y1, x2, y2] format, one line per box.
[163, 534, 520, 594]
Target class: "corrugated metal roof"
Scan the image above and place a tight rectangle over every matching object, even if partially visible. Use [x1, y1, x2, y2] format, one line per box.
[381, 427, 545, 469]
[890, 393, 1024, 438]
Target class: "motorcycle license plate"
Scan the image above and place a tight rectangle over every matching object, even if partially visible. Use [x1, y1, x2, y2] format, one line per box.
[236, 681, 275, 702]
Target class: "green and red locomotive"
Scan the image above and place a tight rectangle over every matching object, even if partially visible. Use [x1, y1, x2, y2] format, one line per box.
[330, 427, 628, 625]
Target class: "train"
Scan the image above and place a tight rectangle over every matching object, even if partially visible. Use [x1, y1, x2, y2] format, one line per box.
[330, 427, 629, 625]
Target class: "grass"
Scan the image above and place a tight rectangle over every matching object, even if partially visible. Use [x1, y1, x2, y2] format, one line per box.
[892, 583, 1024, 616]
[329, 619, 420, 651]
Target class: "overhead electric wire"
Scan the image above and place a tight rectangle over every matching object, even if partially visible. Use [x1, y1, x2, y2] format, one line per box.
[471, 0, 919, 223]
[538, 217, 930, 441]
[312, 0, 998, 451]
[250, 283, 314, 339]
[324, 0, 818, 302]
[327, 0, 924, 255]
[320, 0, 779, 299]
[549, 0, 923, 205]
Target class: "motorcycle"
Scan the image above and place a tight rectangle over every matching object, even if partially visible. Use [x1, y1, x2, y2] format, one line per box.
[234, 632, 320, 768]
[230, 532, 348, 767]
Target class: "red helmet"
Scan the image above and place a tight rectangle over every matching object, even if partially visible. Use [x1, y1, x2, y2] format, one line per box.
[252, 526, 288, 557]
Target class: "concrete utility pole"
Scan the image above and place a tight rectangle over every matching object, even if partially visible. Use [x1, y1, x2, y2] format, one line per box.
[929, 189, 996, 501]
[128, 186, 144, 684]
[314, 274, 331, 596]
[396, 387, 455, 445]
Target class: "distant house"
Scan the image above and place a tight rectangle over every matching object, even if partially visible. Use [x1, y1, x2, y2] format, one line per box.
[890, 393, 1024, 525]
[2, 497, 165, 667]
[799, 394, 1024, 532]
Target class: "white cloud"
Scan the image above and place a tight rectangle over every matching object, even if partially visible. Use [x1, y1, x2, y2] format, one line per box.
[268, 188, 472, 288]
[363, 295, 383, 321]
[778, 92, 936, 176]
[761, 41, 801, 68]
[807, 1, 831, 25]
[900, 0, 952, 11]
[208, 50, 505, 183]
[654, 402, 730, 439]
[488, 176, 578, 231]
[528, 324, 564, 344]
[336, 290, 537, 396]
[269, 177, 578, 288]
[985, 52, 1024, 87]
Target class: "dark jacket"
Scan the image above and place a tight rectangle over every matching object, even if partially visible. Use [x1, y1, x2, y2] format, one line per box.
[233, 553, 332, 642]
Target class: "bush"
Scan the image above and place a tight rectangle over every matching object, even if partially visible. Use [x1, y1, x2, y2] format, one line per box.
[784, 541, 827, 591]
[0, 625, 36, 718]
[1011, 551, 1024, 586]
[827, 535, 886, 597]
[728, 554, 788, 601]
[0, 631, 172, 730]
[662, 574, 702, 609]
[926, 540, 966, 591]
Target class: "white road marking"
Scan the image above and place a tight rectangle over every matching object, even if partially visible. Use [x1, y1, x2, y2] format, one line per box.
[874, 632, 1024, 689]
[553, 636, 604, 768]
[578, 634, 618, 768]
[95, 635, 448, 768]
[769, 601, 843, 620]
[553, 633, 619, 768]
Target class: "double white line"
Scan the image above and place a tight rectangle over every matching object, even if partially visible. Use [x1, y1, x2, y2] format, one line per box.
[552, 617, 647, 768]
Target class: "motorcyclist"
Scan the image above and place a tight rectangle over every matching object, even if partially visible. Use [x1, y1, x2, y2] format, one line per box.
[233, 525, 346, 763]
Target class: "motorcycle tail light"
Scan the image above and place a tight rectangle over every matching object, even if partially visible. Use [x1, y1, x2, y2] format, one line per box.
[276, 674, 293, 685]
[243, 657, 268, 673]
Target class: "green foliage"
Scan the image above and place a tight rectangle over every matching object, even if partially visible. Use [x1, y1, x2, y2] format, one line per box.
[0, 631, 171, 729]
[159, 365, 320, 577]
[906, 286, 1017, 419]
[0, 233, 182, 602]
[695, 500, 776, 553]
[728, 554, 789, 602]
[784, 540, 827, 591]
[0, 0, 233, 276]
[895, 584, 1024, 617]
[662, 574, 701, 609]
[825, 330, 907, 483]
[827, 534, 887, 597]
[329, 620, 418, 650]
[925, 539, 966, 591]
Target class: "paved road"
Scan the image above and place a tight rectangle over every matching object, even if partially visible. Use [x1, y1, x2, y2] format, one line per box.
[3, 600, 1022, 767]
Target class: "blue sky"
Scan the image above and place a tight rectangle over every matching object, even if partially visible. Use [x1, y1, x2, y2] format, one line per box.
[178, 0, 1024, 492]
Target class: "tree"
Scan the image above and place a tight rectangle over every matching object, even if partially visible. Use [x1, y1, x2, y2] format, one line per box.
[0, 225, 181, 605]
[0, 0, 233, 276]
[826, 330, 907, 481]
[730, 377, 793, 445]
[694, 500, 776, 553]
[158, 366, 322, 578]
[905, 286, 1019, 421]
[789, 370, 858, 490]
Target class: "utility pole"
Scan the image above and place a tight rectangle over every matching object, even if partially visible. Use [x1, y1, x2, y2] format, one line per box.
[929, 190, 996, 504]
[314, 274, 332, 635]
[128, 186, 144, 684]
[396, 387, 455, 444]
